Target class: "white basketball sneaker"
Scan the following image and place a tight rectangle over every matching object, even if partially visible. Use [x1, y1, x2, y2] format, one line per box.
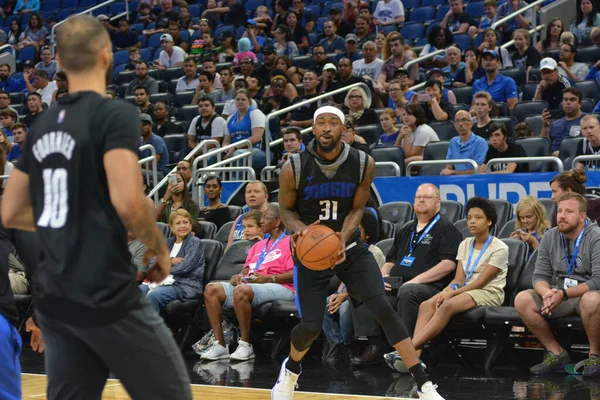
[418, 381, 445, 400]
[230, 339, 255, 361]
[271, 357, 301, 400]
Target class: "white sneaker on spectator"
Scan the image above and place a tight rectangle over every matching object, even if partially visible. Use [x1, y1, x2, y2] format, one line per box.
[200, 342, 230, 360]
[230, 339, 255, 361]
[418, 381, 445, 400]
[271, 357, 300, 400]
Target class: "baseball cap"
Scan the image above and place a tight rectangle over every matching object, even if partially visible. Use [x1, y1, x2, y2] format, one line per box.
[328, 6, 340, 14]
[358, 2, 370, 11]
[219, 30, 233, 40]
[263, 45, 276, 54]
[245, 19, 257, 26]
[97, 14, 109, 21]
[540, 57, 558, 71]
[240, 56, 254, 64]
[323, 63, 337, 71]
[160, 33, 173, 42]
[426, 68, 444, 79]
[140, 113, 153, 124]
[22, 60, 35, 68]
[345, 33, 358, 43]
[395, 67, 409, 77]
[482, 49, 500, 59]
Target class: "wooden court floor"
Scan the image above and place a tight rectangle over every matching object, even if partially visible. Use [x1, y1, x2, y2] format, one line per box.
[22, 373, 407, 400]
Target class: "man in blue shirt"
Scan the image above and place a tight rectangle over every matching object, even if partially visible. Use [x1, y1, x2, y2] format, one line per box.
[585, 27, 600, 85]
[7, 123, 26, 162]
[139, 113, 170, 178]
[441, 110, 488, 175]
[541, 87, 586, 156]
[472, 50, 519, 111]
[14, 0, 39, 14]
[0, 64, 25, 93]
[292, 0, 317, 33]
[442, 46, 465, 88]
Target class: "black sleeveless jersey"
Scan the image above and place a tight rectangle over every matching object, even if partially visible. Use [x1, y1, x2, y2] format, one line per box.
[16, 92, 142, 327]
[290, 142, 368, 245]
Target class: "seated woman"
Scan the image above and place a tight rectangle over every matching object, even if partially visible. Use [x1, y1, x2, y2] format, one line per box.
[536, 18, 563, 53]
[155, 172, 200, 224]
[510, 195, 550, 254]
[259, 74, 292, 126]
[478, 28, 512, 68]
[343, 87, 378, 128]
[321, 208, 385, 364]
[395, 104, 439, 165]
[140, 209, 206, 313]
[198, 176, 231, 230]
[392, 197, 508, 371]
[227, 180, 269, 248]
[16, 12, 47, 53]
[202, 203, 295, 361]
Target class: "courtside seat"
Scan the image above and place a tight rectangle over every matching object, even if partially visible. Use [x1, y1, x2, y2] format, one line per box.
[440, 200, 463, 224]
[210, 239, 254, 281]
[379, 201, 414, 226]
[372, 147, 406, 177]
[454, 219, 471, 239]
[375, 238, 395, 257]
[196, 220, 217, 240]
[497, 219, 516, 239]
[215, 221, 234, 248]
[164, 239, 223, 349]
[227, 205, 244, 221]
[490, 199, 513, 233]
[381, 219, 396, 240]
[157, 222, 173, 238]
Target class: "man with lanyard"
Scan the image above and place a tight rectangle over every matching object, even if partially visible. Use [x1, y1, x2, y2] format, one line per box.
[515, 192, 600, 377]
[351, 184, 461, 367]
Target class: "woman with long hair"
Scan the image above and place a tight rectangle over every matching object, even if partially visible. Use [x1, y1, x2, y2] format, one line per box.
[155, 172, 200, 224]
[7, 19, 21, 47]
[395, 104, 439, 165]
[570, 0, 600, 42]
[479, 28, 513, 68]
[0, 131, 14, 189]
[420, 26, 454, 69]
[285, 11, 309, 52]
[375, 31, 386, 60]
[510, 196, 551, 253]
[16, 12, 48, 53]
[273, 24, 299, 58]
[536, 18, 563, 52]
[268, 66, 298, 101]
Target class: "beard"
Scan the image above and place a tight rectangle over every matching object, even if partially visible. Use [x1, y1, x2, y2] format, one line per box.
[317, 136, 338, 153]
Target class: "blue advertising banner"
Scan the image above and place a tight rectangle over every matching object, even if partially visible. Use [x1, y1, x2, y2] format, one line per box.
[373, 172, 600, 206]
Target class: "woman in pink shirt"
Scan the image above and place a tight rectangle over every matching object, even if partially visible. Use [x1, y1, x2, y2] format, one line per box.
[201, 203, 295, 361]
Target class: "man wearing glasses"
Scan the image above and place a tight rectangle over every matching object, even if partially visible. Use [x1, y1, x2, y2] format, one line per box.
[351, 183, 461, 367]
[557, 44, 589, 83]
[441, 110, 488, 175]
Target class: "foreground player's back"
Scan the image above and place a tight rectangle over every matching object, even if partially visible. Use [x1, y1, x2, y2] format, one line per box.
[20, 93, 142, 326]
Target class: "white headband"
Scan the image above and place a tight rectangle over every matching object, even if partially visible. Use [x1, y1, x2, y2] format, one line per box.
[313, 106, 345, 124]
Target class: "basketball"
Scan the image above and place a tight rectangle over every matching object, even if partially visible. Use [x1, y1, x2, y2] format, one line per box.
[295, 225, 341, 271]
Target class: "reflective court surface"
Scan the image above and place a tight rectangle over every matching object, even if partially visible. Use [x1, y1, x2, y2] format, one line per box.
[20, 345, 600, 400]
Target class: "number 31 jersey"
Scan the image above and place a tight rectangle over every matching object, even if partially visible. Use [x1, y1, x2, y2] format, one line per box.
[16, 92, 142, 327]
[290, 142, 368, 245]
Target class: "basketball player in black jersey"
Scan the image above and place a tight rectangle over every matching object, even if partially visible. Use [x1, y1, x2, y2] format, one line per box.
[1, 15, 192, 400]
[271, 106, 444, 400]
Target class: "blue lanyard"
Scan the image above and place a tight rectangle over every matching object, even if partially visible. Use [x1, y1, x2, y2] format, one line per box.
[463, 235, 493, 286]
[408, 214, 440, 256]
[562, 220, 587, 276]
[254, 232, 286, 271]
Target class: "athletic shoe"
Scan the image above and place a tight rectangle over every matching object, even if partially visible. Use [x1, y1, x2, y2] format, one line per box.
[383, 351, 426, 374]
[417, 381, 445, 400]
[200, 342, 230, 360]
[530, 350, 571, 374]
[583, 355, 600, 378]
[271, 357, 301, 400]
[230, 359, 255, 380]
[230, 339, 256, 361]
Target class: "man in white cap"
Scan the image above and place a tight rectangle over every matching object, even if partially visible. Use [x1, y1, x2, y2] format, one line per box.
[271, 105, 445, 400]
[154, 33, 187, 71]
[318, 63, 337, 94]
[534, 57, 572, 111]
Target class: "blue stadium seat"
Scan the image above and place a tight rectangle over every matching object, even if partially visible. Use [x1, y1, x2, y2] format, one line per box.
[425, 20, 440, 36]
[575, 80, 599, 103]
[512, 101, 548, 122]
[4, 15, 20, 27]
[113, 63, 127, 75]
[415, 37, 428, 46]
[140, 48, 151, 61]
[244, 0, 264, 12]
[42, 0, 60, 11]
[576, 46, 600, 64]
[316, 16, 327, 33]
[187, 4, 200, 17]
[109, 2, 126, 15]
[410, 6, 435, 22]
[453, 33, 471, 50]
[138, 34, 147, 47]
[62, 0, 79, 8]
[79, 0, 97, 7]
[148, 32, 163, 48]
[421, 0, 444, 6]
[113, 49, 129, 65]
[214, 24, 234, 39]
[163, 134, 187, 163]
[146, 22, 156, 30]
[401, 23, 425, 40]
[308, 32, 317, 46]
[235, 25, 245, 39]
[465, 1, 485, 16]
[500, 68, 525, 88]
[16, 47, 35, 61]
[179, 30, 189, 42]
[152, 48, 162, 60]
[380, 25, 398, 35]
[402, 0, 420, 8]
[306, 3, 321, 16]
[173, 91, 195, 107]
[56, 9, 73, 21]
[130, 22, 144, 33]
[90, 6, 107, 16]
[516, 137, 552, 172]
[435, 4, 449, 20]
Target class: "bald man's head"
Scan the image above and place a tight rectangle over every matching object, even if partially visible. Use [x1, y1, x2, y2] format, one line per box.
[56, 14, 111, 73]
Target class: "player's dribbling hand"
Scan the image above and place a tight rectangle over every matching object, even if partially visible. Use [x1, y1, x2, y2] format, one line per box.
[26, 317, 45, 353]
[334, 232, 346, 266]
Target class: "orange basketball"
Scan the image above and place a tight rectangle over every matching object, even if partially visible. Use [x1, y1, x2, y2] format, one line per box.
[296, 224, 341, 271]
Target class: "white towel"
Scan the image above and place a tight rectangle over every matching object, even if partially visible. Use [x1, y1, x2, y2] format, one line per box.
[142, 275, 175, 289]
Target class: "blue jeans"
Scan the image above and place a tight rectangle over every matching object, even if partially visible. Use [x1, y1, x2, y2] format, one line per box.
[0, 314, 21, 400]
[322, 295, 354, 345]
[139, 284, 180, 314]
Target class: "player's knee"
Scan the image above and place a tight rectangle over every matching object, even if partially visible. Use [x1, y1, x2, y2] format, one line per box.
[291, 320, 322, 351]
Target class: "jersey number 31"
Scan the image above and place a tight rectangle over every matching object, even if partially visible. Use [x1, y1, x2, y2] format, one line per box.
[319, 200, 338, 221]
[38, 168, 68, 229]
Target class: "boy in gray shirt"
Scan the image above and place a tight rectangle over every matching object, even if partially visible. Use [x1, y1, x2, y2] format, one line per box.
[515, 192, 600, 377]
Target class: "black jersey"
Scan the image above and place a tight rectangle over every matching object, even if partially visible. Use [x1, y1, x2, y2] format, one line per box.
[290, 141, 368, 245]
[16, 92, 142, 327]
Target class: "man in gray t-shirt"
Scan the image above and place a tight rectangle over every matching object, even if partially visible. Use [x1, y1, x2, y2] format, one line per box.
[515, 192, 600, 376]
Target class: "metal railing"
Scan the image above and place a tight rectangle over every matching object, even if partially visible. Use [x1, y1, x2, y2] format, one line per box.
[0, 44, 16, 57]
[406, 159, 479, 176]
[50, 0, 130, 56]
[194, 167, 257, 207]
[404, 49, 446, 72]
[572, 155, 600, 171]
[492, 0, 544, 43]
[191, 139, 254, 203]
[263, 82, 372, 181]
[486, 156, 563, 173]
[138, 144, 158, 203]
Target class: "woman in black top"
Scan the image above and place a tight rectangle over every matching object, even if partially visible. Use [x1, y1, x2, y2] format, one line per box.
[285, 11, 309, 53]
[198, 176, 231, 230]
[343, 87, 378, 127]
[153, 102, 180, 137]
